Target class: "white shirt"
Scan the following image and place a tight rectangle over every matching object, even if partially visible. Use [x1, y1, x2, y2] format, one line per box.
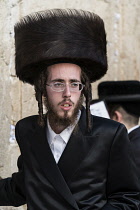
[46, 111, 81, 163]
[128, 125, 140, 134]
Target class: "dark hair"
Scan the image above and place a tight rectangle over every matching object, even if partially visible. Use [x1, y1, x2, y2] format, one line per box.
[81, 68, 92, 131]
[106, 103, 121, 119]
[34, 71, 46, 127]
[106, 102, 139, 125]
[34, 66, 92, 131]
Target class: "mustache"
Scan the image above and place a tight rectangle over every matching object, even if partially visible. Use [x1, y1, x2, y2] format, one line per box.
[58, 99, 74, 106]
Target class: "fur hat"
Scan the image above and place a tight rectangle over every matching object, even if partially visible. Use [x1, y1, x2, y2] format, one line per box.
[92, 80, 140, 116]
[14, 9, 107, 85]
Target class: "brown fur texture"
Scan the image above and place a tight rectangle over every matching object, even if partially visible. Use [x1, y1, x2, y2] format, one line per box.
[14, 9, 107, 85]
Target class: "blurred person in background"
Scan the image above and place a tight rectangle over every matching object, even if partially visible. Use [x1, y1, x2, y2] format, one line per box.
[91, 80, 140, 179]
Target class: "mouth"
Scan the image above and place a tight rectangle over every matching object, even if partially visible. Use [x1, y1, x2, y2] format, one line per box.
[60, 101, 73, 111]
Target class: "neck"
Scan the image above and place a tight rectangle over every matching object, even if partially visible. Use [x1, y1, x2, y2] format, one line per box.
[122, 121, 137, 131]
[49, 123, 67, 134]
[48, 113, 71, 134]
[47, 109, 81, 134]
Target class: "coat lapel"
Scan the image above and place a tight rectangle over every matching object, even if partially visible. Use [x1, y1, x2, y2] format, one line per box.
[30, 119, 79, 210]
[58, 108, 98, 183]
[58, 127, 95, 183]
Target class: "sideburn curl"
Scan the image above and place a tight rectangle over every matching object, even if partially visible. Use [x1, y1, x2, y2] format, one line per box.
[34, 70, 47, 127]
[81, 69, 92, 132]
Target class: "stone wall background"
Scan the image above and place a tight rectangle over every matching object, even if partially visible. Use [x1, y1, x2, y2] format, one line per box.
[0, 0, 140, 209]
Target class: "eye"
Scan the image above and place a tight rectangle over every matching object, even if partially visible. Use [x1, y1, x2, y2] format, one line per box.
[71, 82, 79, 88]
[53, 82, 64, 88]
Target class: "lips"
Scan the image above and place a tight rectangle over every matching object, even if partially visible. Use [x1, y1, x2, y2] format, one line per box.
[60, 101, 73, 110]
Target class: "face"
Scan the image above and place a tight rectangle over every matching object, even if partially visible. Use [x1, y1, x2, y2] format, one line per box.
[45, 63, 83, 129]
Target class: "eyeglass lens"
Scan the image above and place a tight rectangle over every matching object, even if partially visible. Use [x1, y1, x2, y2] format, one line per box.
[47, 82, 84, 92]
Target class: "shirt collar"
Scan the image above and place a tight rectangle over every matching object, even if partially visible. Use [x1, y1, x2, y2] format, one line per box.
[47, 110, 81, 144]
[128, 125, 140, 134]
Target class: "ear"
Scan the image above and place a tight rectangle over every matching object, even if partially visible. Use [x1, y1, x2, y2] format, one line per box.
[112, 111, 123, 123]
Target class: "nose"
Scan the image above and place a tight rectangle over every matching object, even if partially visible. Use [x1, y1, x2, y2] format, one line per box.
[62, 84, 71, 98]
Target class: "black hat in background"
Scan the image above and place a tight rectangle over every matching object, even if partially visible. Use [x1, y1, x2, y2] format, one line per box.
[92, 80, 140, 116]
[14, 9, 107, 85]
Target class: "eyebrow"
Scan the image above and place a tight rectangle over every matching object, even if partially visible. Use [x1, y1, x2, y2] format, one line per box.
[51, 79, 81, 83]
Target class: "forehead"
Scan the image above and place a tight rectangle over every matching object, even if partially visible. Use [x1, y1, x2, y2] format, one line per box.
[47, 63, 81, 81]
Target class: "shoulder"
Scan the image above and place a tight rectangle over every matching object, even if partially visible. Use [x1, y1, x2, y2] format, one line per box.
[90, 116, 130, 153]
[15, 115, 41, 145]
[80, 107, 126, 135]
[131, 126, 140, 135]
[90, 114, 127, 137]
[91, 114, 123, 128]
[16, 115, 39, 130]
[129, 127, 140, 142]
[16, 115, 38, 124]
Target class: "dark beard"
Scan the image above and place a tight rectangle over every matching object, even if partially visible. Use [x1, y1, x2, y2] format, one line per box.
[44, 96, 84, 129]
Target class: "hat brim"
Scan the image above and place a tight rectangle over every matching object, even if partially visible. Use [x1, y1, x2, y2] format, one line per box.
[99, 94, 140, 102]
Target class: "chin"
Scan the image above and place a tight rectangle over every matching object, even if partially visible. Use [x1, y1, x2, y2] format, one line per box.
[59, 110, 73, 119]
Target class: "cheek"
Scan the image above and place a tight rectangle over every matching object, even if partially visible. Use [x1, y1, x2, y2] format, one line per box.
[72, 93, 82, 103]
[46, 89, 61, 104]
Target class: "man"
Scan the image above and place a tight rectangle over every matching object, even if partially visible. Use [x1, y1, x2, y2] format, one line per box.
[91, 80, 140, 179]
[0, 9, 140, 210]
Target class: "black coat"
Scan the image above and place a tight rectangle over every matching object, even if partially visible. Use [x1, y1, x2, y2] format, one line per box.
[129, 126, 140, 179]
[0, 109, 140, 209]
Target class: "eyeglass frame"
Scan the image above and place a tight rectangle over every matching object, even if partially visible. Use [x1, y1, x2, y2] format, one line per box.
[46, 81, 85, 92]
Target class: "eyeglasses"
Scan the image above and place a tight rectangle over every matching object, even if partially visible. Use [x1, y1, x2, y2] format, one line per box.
[46, 82, 85, 92]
